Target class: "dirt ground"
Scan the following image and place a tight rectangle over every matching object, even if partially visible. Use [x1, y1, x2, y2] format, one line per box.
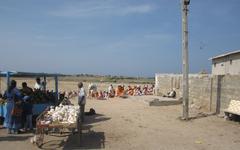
[0, 79, 240, 150]
[1, 95, 240, 150]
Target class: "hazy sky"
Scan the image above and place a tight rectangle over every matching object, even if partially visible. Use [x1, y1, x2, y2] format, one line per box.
[0, 0, 240, 77]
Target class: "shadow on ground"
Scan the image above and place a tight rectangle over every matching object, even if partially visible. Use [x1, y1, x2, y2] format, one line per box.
[84, 114, 111, 125]
[0, 135, 32, 142]
[63, 131, 105, 150]
[40, 113, 109, 149]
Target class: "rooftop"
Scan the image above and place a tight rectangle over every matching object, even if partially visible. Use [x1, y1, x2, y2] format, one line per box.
[209, 49, 240, 60]
[0, 71, 60, 77]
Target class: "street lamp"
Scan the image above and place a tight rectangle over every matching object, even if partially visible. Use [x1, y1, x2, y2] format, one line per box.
[182, 0, 190, 120]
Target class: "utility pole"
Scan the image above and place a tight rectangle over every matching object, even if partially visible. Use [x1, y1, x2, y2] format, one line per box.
[182, 0, 190, 120]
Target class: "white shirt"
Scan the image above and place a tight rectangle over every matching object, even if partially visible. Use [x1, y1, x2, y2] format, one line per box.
[108, 86, 113, 93]
[78, 87, 86, 105]
[34, 83, 43, 90]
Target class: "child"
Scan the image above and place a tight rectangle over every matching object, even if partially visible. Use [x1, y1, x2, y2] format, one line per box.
[23, 98, 33, 131]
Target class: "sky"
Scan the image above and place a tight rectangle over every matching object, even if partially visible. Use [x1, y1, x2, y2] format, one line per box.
[0, 0, 240, 77]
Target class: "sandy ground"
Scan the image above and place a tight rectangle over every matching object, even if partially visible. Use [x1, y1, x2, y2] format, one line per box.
[1, 95, 240, 150]
[0, 79, 240, 150]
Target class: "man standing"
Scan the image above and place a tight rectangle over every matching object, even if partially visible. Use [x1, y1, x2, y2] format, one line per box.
[34, 77, 43, 90]
[78, 82, 86, 122]
[21, 82, 33, 100]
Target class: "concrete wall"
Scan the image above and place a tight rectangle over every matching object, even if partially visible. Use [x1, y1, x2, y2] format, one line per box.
[155, 74, 240, 113]
[155, 74, 182, 98]
[212, 53, 240, 75]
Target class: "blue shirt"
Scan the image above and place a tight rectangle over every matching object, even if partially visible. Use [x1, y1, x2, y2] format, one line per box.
[4, 88, 22, 103]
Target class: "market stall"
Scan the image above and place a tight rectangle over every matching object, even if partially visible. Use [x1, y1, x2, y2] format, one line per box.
[0, 71, 60, 119]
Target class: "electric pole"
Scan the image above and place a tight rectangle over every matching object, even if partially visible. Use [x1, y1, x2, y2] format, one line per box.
[182, 0, 190, 120]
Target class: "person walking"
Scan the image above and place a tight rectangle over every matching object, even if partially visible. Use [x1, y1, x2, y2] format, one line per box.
[78, 82, 86, 122]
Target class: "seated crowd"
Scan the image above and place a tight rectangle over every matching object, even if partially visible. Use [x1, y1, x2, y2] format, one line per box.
[87, 83, 155, 100]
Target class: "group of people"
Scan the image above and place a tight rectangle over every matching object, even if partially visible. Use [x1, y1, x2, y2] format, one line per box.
[1, 77, 46, 134]
[87, 84, 155, 100]
[126, 85, 155, 96]
[1, 79, 156, 134]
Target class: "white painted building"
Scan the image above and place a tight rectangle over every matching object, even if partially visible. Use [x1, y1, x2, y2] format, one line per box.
[210, 50, 240, 75]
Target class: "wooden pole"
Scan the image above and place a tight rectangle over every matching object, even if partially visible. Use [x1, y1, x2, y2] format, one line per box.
[6, 71, 10, 91]
[43, 76, 47, 91]
[55, 75, 59, 104]
[182, 0, 190, 120]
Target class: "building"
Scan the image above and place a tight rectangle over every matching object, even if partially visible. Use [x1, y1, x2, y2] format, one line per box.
[210, 50, 240, 75]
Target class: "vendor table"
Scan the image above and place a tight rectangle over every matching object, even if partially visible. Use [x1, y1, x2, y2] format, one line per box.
[34, 106, 82, 147]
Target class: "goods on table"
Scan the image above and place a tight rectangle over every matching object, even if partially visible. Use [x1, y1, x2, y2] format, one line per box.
[32, 90, 56, 104]
[34, 104, 81, 148]
[39, 104, 79, 125]
[0, 90, 55, 105]
[0, 99, 6, 105]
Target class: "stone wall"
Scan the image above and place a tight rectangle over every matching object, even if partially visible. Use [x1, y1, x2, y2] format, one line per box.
[155, 74, 240, 113]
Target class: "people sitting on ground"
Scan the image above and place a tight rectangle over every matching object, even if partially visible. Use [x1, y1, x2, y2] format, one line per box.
[127, 86, 134, 96]
[134, 85, 142, 96]
[115, 85, 125, 97]
[123, 85, 127, 94]
[148, 84, 155, 95]
[80, 83, 157, 99]
[108, 84, 115, 98]
[97, 91, 106, 100]
[66, 90, 78, 99]
[34, 77, 44, 91]
[88, 83, 98, 98]
[21, 82, 33, 101]
[163, 89, 176, 98]
[132, 86, 136, 95]
[142, 85, 149, 95]
[103, 91, 108, 99]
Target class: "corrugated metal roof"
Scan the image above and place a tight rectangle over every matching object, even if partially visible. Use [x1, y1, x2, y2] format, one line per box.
[0, 71, 60, 77]
[209, 49, 240, 60]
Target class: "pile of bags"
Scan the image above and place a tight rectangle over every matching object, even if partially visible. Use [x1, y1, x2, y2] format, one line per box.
[40, 104, 79, 125]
